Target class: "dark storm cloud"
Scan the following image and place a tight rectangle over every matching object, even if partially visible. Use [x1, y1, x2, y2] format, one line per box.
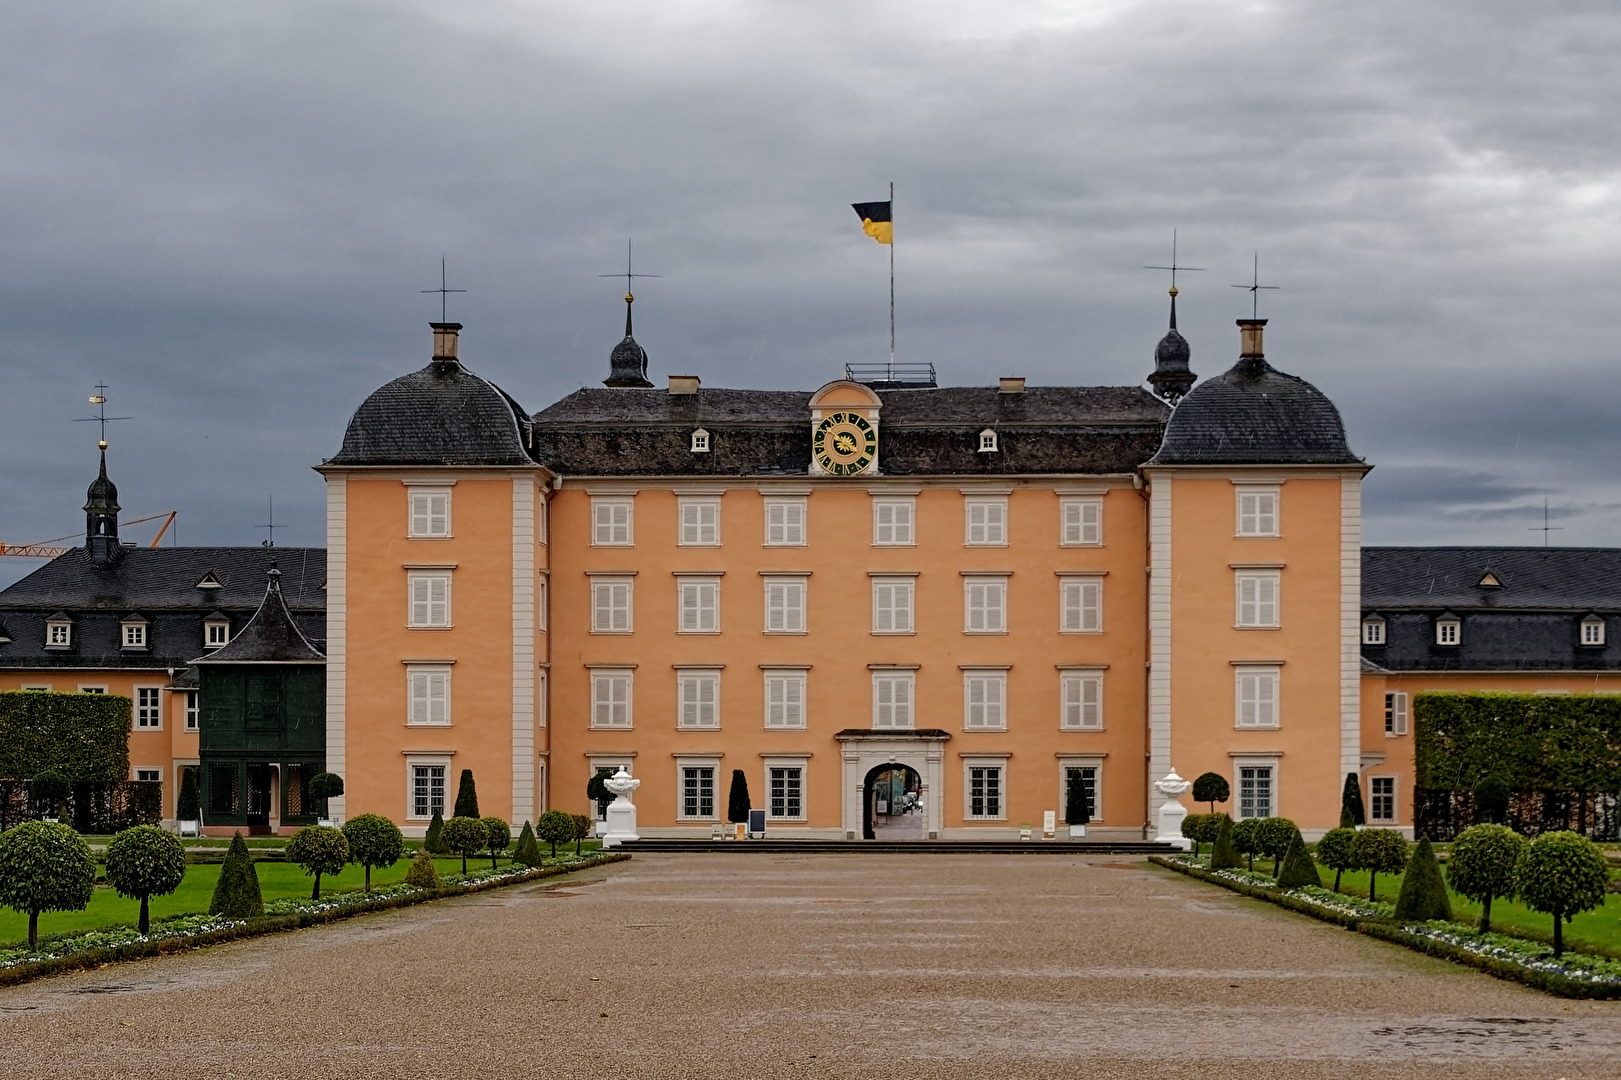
[4, 0, 1621, 586]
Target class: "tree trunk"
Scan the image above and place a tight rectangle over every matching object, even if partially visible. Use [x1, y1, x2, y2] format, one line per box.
[139, 895, 150, 935]
[1369, 871, 1378, 902]
[364, 865, 372, 892]
[490, 852, 498, 870]
[28, 910, 38, 950]
[461, 853, 468, 875]
[312, 871, 322, 901]
[1553, 908, 1564, 957]
[1480, 894, 1492, 935]
[1333, 868, 1343, 892]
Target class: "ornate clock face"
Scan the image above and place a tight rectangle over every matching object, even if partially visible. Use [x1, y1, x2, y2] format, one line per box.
[813, 411, 877, 475]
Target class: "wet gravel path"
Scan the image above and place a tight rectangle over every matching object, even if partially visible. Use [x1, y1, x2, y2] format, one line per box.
[1, 852, 1618, 1078]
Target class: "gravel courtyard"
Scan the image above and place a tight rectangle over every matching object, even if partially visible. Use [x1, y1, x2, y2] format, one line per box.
[1, 852, 1618, 1079]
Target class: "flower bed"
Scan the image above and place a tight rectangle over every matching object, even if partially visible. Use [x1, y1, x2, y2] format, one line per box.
[0, 850, 628, 988]
[1153, 854, 1621, 999]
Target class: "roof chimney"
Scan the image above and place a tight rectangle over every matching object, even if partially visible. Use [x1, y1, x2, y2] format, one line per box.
[998, 377, 1026, 394]
[1237, 318, 1266, 359]
[431, 322, 462, 363]
[668, 375, 700, 395]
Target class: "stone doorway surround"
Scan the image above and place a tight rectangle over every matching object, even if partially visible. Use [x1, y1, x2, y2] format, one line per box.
[836, 729, 950, 839]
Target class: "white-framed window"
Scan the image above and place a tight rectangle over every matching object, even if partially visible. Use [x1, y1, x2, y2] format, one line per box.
[1237, 763, 1275, 819]
[963, 671, 1006, 730]
[1362, 616, 1385, 645]
[965, 497, 1008, 546]
[537, 670, 548, 728]
[1436, 616, 1461, 645]
[537, 576, 548, 631]
[873, 497, 915, 546]
[586, 758, 632, 819]
[964, 577, 1006, 634]
[204, 617, 231, 649]
[690, 428, 710, 453]
[872, 672, 915, 729]
[872, 577, 914, 634]
[590, 669, 633, 729]
[977, 428, 998, 453]
[678, 761, 719, 820]
[764, 577, 806, 633]
[184, 690, 199, 731]
[122, 620, 148, 649]
[1384, 691, 1408, 736]
[590, 577, 633, 633]
[408, 489, 451, 537]
[1236, 487, 1280, 537]
[134, 767, 161, 784]
[407, 758, 449, 820]
[965, 763, 1004, 820]
[1235, 665, 1280, 729]
[766, 763, 806, 820]
[45, 619, 72, 648]
[764, 670, 807, 729]
[678, 670, 721, 729]
[1060, 762, 1101, 823]
[135, 687, 162, 729]
[1060, 496, 1102, 546]
[1059, 670, 1104, 730]
[678, 577, 720, 634]
[1235, 571, 1280, 628]
[1060, 577, 1102, 633]
[407, 573, 451, 628]
[407, 665, 451, 726]
[20, 684, 50, 692]
[764, 498, 806, 546]
[79, 685, 107, 694]
[1582, 615, 1606, 646]
[1370, 775, 1397, 823]
[678, 497, 720, 546]
[591, 497, 633, 546]
[536, 496, 547, 544]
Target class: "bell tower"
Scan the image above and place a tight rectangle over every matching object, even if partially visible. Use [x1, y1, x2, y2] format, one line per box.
[84, 441, 122, 565]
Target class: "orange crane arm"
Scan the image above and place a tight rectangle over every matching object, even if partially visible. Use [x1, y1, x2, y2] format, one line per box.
[0, 510, 178, 557]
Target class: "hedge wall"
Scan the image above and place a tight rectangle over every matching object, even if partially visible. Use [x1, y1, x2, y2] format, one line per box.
[0, 691, 131, 782]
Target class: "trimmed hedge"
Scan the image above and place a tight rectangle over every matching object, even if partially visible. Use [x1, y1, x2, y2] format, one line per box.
[0, 692, 131, 782]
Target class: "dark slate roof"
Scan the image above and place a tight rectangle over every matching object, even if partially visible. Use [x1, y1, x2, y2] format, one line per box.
[532, 385, 1168, 477]
[1362, 610, 1621, 672]
[1148, 356, 1359, 466]
[1362, 547, 1621, 611]
[192, 569, 324, 665]
[327, 361, 535, 467]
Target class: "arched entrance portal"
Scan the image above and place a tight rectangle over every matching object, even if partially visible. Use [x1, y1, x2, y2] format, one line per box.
[863, 763, 923, 840]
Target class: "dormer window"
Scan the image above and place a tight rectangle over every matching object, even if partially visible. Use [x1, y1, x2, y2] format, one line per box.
[691, 428, 710, 453]
[0, 623, 11, 645]
[45, 615, 72, 649]
[977, 428, 998, 453]
[121, 617, 149, 650]
[1476, 571, 1502, 589]
[1435, 614, 1461, 646]
[195, 571, 223, 590]
[1581, 614, 1606, 646]
[1361, 615, 1386, 645]
[204, 616, 231, 650]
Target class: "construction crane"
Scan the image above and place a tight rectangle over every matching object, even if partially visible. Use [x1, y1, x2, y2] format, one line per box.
[0, 511, 177, 559]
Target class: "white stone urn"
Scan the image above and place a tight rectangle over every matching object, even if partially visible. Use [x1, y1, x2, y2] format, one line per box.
[1153, 768, 1192, 850]
[601, 769, 641, 848]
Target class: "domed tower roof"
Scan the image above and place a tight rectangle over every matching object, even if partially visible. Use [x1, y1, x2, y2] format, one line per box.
[326, 323, 535, 467]
[1146, 286, 1195, 405]
[604, 292, 653, 388]
[1148, 319, 1360, 466]
[83, 445, 120, 513]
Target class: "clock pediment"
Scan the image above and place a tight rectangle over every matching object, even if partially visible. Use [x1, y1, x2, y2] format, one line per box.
[809, 379, 881, 477]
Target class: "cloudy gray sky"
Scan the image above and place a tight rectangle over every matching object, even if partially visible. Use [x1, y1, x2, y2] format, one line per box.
[3, 0, 1618, 586]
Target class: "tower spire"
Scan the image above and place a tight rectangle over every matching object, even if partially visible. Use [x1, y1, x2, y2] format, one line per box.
[600, 240, 658, 388]
[1145, 232, 1201, 406]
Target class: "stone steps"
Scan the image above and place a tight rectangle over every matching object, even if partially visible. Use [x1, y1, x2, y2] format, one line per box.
[615, 838, 1176, 855]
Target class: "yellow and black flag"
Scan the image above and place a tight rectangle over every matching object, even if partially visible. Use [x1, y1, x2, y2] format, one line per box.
[851, 200, 892, 245]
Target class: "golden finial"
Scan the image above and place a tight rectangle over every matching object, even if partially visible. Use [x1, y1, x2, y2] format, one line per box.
[98, 439, 108, 450]
[1168, 284, 1179, 298]
[624, 292, 634, 304]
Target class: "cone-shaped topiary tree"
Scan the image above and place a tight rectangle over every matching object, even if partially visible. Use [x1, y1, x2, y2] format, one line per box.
[1064, 773, 1091, 828]
[1514, 830, 1611, 957]
[727, 770, 751, 825]
[31, 770, 70, 821]
[1191, 773, 1229, 814]
[176, 767, 201, 823]
[1352, 828, 1408, 902]
[341, 814, 404, 891]
[209, 831, 264, 918]
[423, 810, 446, 854]
[1394, 836, 1452, 922]
[537, 810, 575, 858]
[1231, 819, 1262, 871]
[1340, 774, 1366, 829]
[1447, 823, 1528, 933]
[572, 814, 593, 855]
[440, 816, 487, 876]
[1315, 827, 1358, 892]
[1257, 818, 1299, 877]
[404, 847, 440, 889]
[512, 821, 542, 867]
[480, 816, 510, 869]
[453, 770, 480, 820]
[1210, 815, 1240, 870]
[1472, 775, 1511, 827]
[1276, 831, 1320, 889]
[286, 825, 349, 900]
[105, 824, 187, 934]
[0, 820, 96, 948]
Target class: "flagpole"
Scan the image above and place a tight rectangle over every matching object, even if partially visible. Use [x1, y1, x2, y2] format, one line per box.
[888, 180, 895, 380]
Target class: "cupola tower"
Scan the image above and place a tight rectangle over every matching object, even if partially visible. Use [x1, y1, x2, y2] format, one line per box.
[83, 441, 122, 565]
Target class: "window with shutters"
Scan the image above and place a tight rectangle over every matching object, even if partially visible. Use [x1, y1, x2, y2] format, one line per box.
[963, 671, 1006, 730]
[1384, 691, 1408, 736]
[407, 573, 451, 628]
[590, 577, 633, 633]
[678, 497, 720, 546]
[591, 498, 633, 546]
[678, 670, 720, 729]
[872, 673, 914, 729]
[1235, 571, 1280, 628]
[135, 687, 162, 729]
[679, 764, 718, 819]
[763, 671, 807, 729]
[966, 764, 1004, 819]
[768, 765, 805, 820]
[964, 577, 1006, 633]
[408, 489, 451, 537]
[764, 498, 806, 546]
[965, 497, 1008, 545]
[1236, 487, 1280, 537]
[1238, 765, 1274, 819]
[407, 666, 451, 726]
[872, 577, 914, 634]
[678, 578, 719, 634]
[590, 670, 633, 729]
[872, 497, 915, 546]
[1235, 666, 1280, 729]
[1370, 776, 1397, 823]
[1059, 671, 1103, 730]
[1059, 577, 1102, 633]
[1060, 496, 1102, 546]
[763, 577, 806, 633]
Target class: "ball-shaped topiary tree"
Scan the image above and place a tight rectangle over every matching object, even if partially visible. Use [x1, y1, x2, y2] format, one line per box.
[1257, 817, 1299, 877]
[1446, 823, 1528, 934]
[1315, 827, 1359, 892]
[1191, 773, 1230, 814]
[536, 810, 575, 858]
[1181, 812, 1208, 856]
[1514, 830, 1611, 957]
[587, 768, 615, 819]
[480, 816, 510, 869]
[209, 831, 263, 918]
[104, 824, 187, 934]
[31, 770, 71, 821]
[341, 814, 404, 892]
[308, 773, 344, 820]
[1352, 828, 1408, 902]
[440, 816, 488, 875]
[1472, 775, 1511, 827]
[0, 821, 96, 948]
[1394, 836, 1452, 922]
[286, 825, 350, 900]
[571, 814, 593, 855]
[1231, 818, 1263, 871]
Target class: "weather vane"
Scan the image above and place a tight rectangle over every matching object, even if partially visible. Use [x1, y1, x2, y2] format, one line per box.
[259, 496, 279, 549]
[1144, 229, 1205, 294]
[421, 257, 467, 322]
[1231, 252, 1280, 319]
[598, 239, 661, 302]
[72, 383, 133, 447]
[1528, 499, 1564, 547]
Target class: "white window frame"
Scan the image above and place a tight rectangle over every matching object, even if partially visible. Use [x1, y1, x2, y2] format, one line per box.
[1235, 760, 1277, 820]
[407, 665, 452, 726]
[964, 496, 1008, 546]
[763, 669, 807, 729]
[1436, 617, 1461, 645]
[1234, 665, 1281, 729]
[122, 620, 148, 649]
[764, 498, 806, 546]
[537, 576, 548, 631]
[590, 576, 634, 634]
[962, 670, 1007, 731]
[977, 428, 998, 453]
[585, 757, 633, 820]
[45, 619, 72, 648]
[134, 686, 163, 730]
[678, 496, 720, 546]
[407, 572, 452, 628]
[963, 577, 1007, 634]
[537, 669, 548, 729]
[1235, 571, 1280, 629]
[1059, 576, 1103, 633]
[763, 576, 807, 634]
[408, 488, 452, 538]
[1369, 775, 1397, 824]
[204, 617, 231, 649]
[677, 577, 720, 634]
[406, 757, 451, 821]
[764, 759, 808, 821]
[184, 690, 199, 731]
[590, 669, 634, 729]
[872, 672, 915, 729]
[872, 577, 915, 634]
[1059, 669, 1104, 730]
[1384, 691, 1409, 736]
[677, 669, 721, 729]
[1362, 616, 1385, 645]
[1582, 615, 1606, 646]
[964, 761, 1005, 820]
[1236, 486, 1280, 537]
[591, 497, 634, 546]
[133, 767, 161, 783]
[690, 428, 710, 453]
[1058, 758, 1104, 823]
[1060, 496, 1102, 546]
[20, 684, 50, 692]
[872, 497, 916, 546]
[79, 685, 107, 694]
[676, 758, 721, 821]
